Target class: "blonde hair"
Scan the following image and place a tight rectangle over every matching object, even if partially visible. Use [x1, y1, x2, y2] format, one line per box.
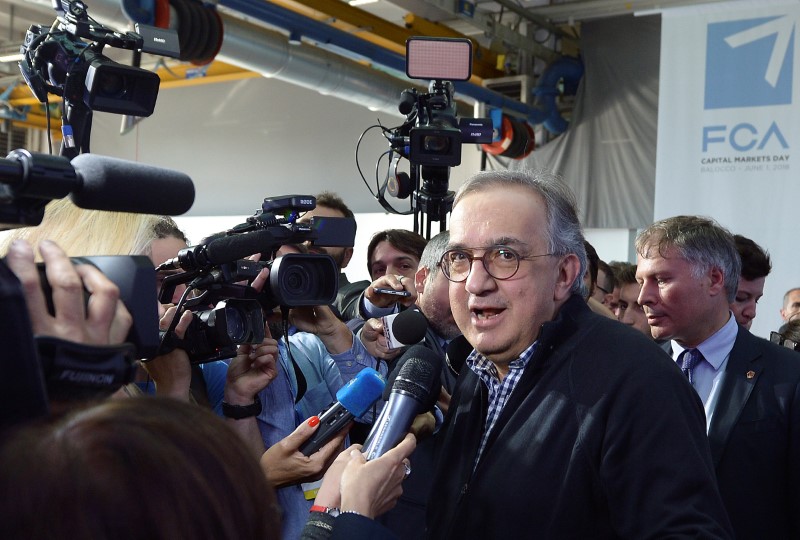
[0, 199, 186, 260]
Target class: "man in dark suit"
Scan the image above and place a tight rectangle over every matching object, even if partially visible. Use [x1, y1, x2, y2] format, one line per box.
[426, 171, 733, 539]
[636, 215, 800, 540]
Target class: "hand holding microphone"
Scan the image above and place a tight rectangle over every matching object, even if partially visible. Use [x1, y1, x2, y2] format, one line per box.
[361, 308, 428, 360]
[299, 368, 386, 456]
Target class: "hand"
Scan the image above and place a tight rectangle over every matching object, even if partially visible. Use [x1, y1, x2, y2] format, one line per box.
[363, 274, 417, 309]
[290, 305, 354, 355]
[260, 415, 348, 488]
[313, 443, 363, 509]
[225, 323, 279, 406]
[360, 317, 403, 361]
[339, 433, 417, 518]
[409, 411, 435, 441]
[142, 306, 194, 400]
[5, 239, 132, 345]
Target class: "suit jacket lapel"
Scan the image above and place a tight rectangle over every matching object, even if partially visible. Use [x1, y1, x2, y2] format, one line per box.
[707, 328, 763, 467]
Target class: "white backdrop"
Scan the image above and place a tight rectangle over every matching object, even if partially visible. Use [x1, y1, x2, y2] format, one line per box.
[656, 0, 800, 338]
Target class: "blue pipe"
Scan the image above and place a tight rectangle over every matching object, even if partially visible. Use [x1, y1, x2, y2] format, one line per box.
[532, 56, 584, 134]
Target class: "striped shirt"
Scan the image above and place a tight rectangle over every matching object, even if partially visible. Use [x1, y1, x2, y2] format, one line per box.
[467, 340, 538, 467]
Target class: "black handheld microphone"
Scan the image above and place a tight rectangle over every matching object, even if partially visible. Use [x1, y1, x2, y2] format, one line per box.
[299, 368, 385, 456]
[362, 345, 442, 460]
[382, 308, 428, 350]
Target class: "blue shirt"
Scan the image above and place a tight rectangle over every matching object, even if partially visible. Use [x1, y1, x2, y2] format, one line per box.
[255, 331, 378, 540]
[671, 312, 737, 431]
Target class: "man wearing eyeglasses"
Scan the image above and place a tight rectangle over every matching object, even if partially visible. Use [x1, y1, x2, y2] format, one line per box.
[425, 170, 733, 540]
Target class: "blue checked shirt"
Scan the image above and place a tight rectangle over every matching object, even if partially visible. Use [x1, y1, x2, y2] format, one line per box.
[467, 340, 538, 467]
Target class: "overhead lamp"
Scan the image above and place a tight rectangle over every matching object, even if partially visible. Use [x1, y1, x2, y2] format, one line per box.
[0, 45, 24, 63]
[349, 0, 379, 6]
[0, 53, 24, 63]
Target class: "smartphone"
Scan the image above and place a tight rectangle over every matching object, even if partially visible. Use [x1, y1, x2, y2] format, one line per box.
[373, 287, 411, 298]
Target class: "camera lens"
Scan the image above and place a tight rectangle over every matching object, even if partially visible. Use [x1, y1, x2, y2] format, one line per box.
[224, 306, 246, 342]
[95, 72, 127, 99]
[281, 263, 312, 297]
[423, 135, 449, 153]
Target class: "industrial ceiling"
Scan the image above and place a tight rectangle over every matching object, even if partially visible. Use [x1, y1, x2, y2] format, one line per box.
[0, 0, 728, 136]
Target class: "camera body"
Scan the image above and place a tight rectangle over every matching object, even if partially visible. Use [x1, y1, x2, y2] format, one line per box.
[159, 195, 355, 364]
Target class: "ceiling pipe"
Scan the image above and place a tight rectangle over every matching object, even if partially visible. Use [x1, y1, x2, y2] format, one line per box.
[67, 0, 413, 116]
[215, 0, 555, 124]
[20, 0, 560, 124]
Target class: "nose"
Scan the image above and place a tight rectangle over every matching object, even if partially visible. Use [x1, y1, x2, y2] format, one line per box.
[463, 256, 495, 295]
[637, 281, 655, 307]
[742, 300, 756, 320]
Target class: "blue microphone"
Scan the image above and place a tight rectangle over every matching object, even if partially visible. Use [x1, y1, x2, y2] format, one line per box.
[299, 368, 385, 456]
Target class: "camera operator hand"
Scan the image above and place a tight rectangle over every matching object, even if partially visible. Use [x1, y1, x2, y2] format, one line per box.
[223, 321, 280, 458]
[290, 304, 354, 355]
[363, 274, 418, 309]
[5, 239, 132, 345]
[140, 306, 194, 400]
[359, 317, 404, 361]
[260, 414, 348, 488]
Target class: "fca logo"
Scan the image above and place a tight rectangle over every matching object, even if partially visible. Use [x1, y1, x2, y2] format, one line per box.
[705, 15, 795, 110]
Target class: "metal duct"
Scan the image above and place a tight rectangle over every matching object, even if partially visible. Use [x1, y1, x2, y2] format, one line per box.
[71, 0, 412, 117]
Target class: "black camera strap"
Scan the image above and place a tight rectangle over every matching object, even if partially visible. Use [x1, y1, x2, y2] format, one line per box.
[35, 335, 137, 402]
[279, 308, 307, 404]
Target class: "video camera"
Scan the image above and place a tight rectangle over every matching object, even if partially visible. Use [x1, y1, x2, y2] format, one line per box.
[18, 0, 179, 156]
[158, 195, 356, 364]
[394, 38, 492, 167]
[380, 37, 492, 237]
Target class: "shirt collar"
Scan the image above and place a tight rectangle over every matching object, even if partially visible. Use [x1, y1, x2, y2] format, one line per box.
[467, 340, 538, 381]
[671, 311, 738, 370]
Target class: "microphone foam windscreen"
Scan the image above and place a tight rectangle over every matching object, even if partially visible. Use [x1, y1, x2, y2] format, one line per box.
[392, 308, 428, 345]
[336, 368, 386, 418]
[386, 344, 442, 410]
[71, 154, 195, 215]
[204, 229, 277, 265]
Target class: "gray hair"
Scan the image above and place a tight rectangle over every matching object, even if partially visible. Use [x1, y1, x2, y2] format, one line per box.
[453, 169, 587, 296]
[635, 215, 741, 303]
[418, 230, 449, 285]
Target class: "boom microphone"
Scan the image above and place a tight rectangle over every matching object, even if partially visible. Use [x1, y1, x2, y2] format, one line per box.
[299, 368, 386, 456]
[0, 150, 195, 218]
[158, 229, 279, 271]
[70, 154, 195, 215]
[362, 345, 442, 460]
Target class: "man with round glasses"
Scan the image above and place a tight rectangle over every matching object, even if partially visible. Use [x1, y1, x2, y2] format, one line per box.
[425, 170, 733, 539]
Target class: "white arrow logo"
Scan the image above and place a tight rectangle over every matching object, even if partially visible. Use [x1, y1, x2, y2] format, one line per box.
[724, 15, 795, 88]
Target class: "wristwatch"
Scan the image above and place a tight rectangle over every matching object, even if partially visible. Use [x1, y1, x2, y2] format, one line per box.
[310, 505, 340, 517]
[221, 395, 262, 419]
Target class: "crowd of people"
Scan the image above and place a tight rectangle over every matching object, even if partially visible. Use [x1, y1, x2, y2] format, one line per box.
[1, 171, 798, 540]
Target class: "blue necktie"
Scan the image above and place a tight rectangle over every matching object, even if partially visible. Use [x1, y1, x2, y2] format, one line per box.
[678, 348, 703, 384]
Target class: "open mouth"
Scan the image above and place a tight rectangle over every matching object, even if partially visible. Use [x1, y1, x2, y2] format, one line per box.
[473, 307, 503, 320]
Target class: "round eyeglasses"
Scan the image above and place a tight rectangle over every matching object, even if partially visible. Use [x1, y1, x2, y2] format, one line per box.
[438, 246, 555, 283]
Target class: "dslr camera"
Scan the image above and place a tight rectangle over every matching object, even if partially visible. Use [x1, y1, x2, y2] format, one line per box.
[158, 195, 356, 364]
